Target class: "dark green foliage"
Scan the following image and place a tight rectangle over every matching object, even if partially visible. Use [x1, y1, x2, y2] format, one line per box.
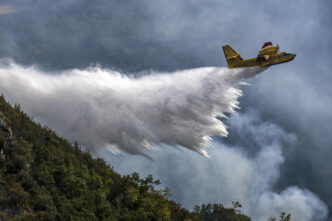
[193, 202, 251, 221]
[0, 95, 256, 220]
[268, 212, 291, 221]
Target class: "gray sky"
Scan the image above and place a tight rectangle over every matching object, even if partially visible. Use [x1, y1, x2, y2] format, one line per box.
[1, 0, 332, 220]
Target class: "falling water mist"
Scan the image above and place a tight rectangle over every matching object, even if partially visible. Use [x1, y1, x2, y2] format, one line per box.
[0, 59, 265, 157]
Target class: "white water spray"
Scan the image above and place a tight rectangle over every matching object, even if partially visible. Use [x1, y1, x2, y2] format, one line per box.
[0, 59, 265, 157]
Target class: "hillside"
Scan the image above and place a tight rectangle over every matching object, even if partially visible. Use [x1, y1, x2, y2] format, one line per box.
[0, 95, 253, 220]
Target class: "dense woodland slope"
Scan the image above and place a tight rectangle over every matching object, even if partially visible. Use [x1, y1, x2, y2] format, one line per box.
[0, 95, 255, 220]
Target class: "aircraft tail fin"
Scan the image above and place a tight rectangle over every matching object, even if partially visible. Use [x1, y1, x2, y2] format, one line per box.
[222, 45, 243, 66]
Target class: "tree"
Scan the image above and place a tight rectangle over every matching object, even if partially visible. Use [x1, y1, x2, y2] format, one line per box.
[268, 212, 291, 221]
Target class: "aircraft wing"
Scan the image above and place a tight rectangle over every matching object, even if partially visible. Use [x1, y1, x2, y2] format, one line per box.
[258, 41, 278, 55]
[258, 49, 268, 56]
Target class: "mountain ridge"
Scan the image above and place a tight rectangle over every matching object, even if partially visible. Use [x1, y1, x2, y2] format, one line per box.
[0, 95, 254, 220]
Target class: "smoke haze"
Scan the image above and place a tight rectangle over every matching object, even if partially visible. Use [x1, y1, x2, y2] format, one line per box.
[0, 60, 328, 220]
[106, 110, 327, 221]
[1, 0, 332, 220]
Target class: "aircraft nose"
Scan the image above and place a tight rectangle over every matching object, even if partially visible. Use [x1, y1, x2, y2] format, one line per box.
[291, 53, 296, 60]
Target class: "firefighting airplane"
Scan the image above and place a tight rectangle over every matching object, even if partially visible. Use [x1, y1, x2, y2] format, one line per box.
[222, 42, 295, 68]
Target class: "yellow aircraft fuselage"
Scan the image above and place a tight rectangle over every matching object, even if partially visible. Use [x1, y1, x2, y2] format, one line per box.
[222, 42, 296, 69]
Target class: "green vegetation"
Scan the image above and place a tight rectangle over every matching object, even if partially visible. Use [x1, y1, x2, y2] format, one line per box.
[0, 95, 289, 220]
[268, 212, 291, 221]
[0, 95, 251, 220]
